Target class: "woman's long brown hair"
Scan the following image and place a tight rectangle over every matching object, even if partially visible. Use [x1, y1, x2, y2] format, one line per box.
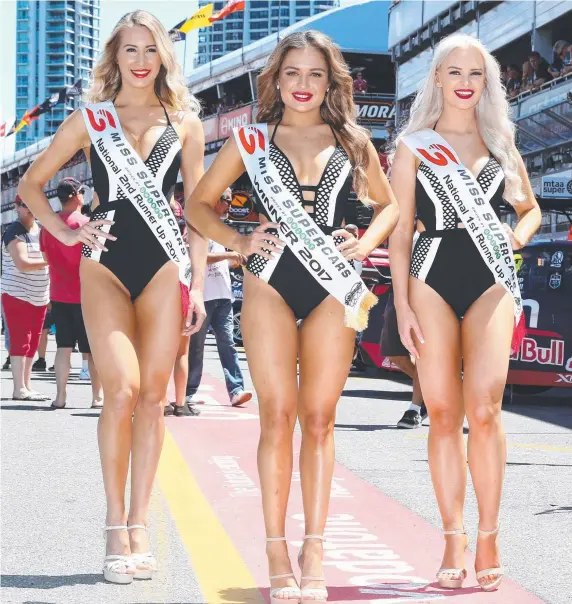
[257, 31, 371, 200]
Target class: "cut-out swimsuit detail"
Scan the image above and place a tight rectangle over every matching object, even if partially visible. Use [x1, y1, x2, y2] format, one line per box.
[247, 120, 354, 320]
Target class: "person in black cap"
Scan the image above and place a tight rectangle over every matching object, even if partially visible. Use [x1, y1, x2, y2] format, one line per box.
[39, 177, 103, 408]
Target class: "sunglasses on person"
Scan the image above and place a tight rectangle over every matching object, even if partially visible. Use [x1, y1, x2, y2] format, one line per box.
[14, 200, 27, 208]
[219, 196, 232, 205]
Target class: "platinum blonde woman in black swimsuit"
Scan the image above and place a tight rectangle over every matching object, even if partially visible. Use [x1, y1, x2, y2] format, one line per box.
[20, 11, 207, 584]
[187, 31, 398, 603]
[390, 34, 541, 592]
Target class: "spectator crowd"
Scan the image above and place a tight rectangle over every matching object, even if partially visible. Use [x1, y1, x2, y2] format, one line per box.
[2, 175, 252, 418]
[502, 40, 572, 99]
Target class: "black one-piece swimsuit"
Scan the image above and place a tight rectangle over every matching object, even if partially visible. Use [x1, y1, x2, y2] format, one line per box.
[246, 121, 355, 320]
[82, 103, 182, 300]
[410, 155, 506, 318]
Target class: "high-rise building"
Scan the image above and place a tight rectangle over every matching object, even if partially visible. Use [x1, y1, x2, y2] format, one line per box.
[15, 0, 100, 151]
[194, 0, 339, 67]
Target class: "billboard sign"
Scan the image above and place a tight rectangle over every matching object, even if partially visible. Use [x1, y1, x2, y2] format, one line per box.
[541, 171, 572, 199]
[202, 116, 219, 143]
[218, 105, 253, 140]
[355, 96, 396, 124]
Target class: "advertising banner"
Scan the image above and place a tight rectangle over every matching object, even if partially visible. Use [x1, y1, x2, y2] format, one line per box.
[202, 116, 219, 143]
[507, 242, 572, 388]
[541, 171, 572, 199]
[228, 190, 258, 222]
[218, 105, 252, 140]
[354, 96, 396, 124]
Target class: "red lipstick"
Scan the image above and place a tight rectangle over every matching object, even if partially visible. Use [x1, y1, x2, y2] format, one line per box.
[454, 89, 474, 99]
[131, 69, 151, 79]
[292, 91, 313, 102]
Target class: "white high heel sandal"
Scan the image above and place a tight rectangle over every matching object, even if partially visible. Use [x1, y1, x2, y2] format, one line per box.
[266, 537, 301, 604]
[102, 525, 136, 584]
[127, 524, 157, 580]
[297, 535, 328, 603]
[436, 528, 468, 589]
[475, 526, 504, 592]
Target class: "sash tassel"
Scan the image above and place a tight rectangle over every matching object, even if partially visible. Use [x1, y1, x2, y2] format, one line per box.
[345, 290, 378, 331]
[234, 123, 375, 331]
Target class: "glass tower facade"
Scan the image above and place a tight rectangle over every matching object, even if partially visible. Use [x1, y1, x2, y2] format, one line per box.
[15, 0, 100, 150]
[194, 0, 338, 67]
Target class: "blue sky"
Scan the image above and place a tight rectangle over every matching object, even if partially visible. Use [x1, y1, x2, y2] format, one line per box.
[1, 0, 201, 155]
[1, 0, 353, 157]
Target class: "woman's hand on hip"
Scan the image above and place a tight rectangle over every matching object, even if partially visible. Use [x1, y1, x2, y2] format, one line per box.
[333, 228, 367, 261]
[503, 223, 525, 250]
[62, 219, 116, 250]
[237, 222, 284, 260]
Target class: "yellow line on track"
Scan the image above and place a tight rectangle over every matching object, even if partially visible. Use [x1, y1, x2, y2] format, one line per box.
[157, 429, 265, 604]
[405, 434, 572, 452]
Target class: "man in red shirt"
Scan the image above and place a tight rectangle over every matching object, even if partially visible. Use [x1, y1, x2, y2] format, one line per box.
[40, 178, 103, 409]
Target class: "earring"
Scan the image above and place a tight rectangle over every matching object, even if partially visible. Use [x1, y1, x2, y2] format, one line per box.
[276, 83, 280, 90]
[326, 87, 330, 93]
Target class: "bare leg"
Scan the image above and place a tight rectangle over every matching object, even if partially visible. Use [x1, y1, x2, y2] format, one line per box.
[462, 284, 513, 586]
[81, 259, 139, 568]
[241, 273, 300, 593]
[52, 347, 72, 408]
[389, 355, 424, 405]
[36, 329, 49, 362]
[409, 277, 467, 577]
[23, 357, 35, 392]
[298, 296, 356, 593]
[87, 354, 103, 406]
[37, 328, 49, 360]
[173, 335, 190, 406]
[128, 261, 182, 564]
[11, 356, 27, 398]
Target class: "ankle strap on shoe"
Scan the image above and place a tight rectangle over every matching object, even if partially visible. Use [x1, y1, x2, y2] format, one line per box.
[478, 525, 500, 536]
[443, 528, 466, 536]
[127, 524, 147, 531]
[269, 572, 294, 580]
[303, 534, 326, 541]
[266, 536, 287, 542]
[104, 525, 128, 531]
[103, 525, 127, 541]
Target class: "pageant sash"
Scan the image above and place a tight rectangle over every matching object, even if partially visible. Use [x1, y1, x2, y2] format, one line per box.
[234, 123, 377, 331]
[402, 129, 525, 351]
[81, 102, 191, 298]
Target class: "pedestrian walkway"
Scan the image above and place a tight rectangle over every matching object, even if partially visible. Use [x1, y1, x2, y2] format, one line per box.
[2, 338, 570, 604]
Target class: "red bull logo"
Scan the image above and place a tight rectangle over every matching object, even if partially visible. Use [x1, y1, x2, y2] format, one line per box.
[511, 337, 565, 366]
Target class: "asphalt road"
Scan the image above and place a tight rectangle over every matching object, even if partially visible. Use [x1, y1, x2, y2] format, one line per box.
[1, 336, 571, 604]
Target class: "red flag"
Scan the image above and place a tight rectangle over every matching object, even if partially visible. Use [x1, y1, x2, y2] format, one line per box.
[0, 118, 15, 138]
[209, 0, 245, 22]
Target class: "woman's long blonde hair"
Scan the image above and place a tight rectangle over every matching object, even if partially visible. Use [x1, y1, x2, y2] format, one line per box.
[393, 33, 524, 204]
[84, 10, 199, 113]
[257, 31, 371, 200]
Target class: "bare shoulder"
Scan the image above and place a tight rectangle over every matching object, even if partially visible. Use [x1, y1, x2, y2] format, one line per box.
[54, 109, 90, 150]
[169, 109, 201, 129]
[393, 139, 418, 169]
